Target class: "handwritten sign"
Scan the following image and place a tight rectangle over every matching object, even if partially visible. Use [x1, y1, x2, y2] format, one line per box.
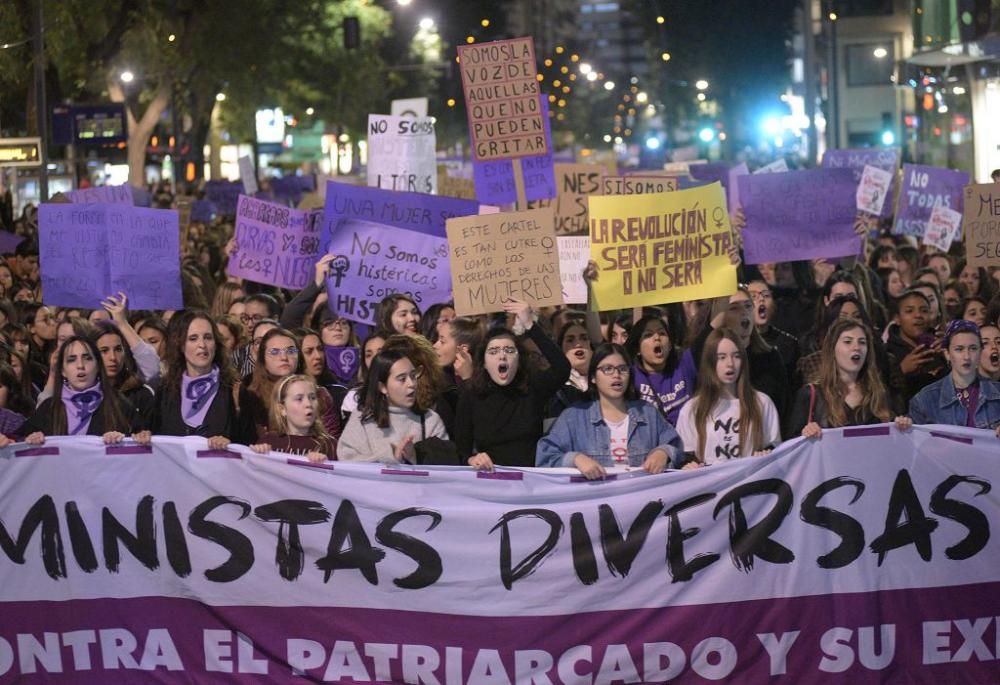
[923, 205, 962, 252]
[321, 181, 479, 251]
[446, 207, 562, 315]
[587, 183, 737, 310]
[437, 172, 476, 200]
[472, 96, 555, 206]
[558, 236, 590, 304]
[38, 204, 182, 309]
[238, 155, 258, 195]
[893, 164, 969, 237]
[545, 164, 604, 236]
[856, 165, 893, 215]
[228, 195, 322, 290]
[324, 220, 451, 325]
[457, 37, 548, 162]
[738, 169, 860, 264]
[204, 180, 242, 217]
[367, 114, 437, 194]
[822, 148, 899, 218]
[65, 184, 134, 205]
[964, 184, 1000, 268]
[602, 175, 678, 195]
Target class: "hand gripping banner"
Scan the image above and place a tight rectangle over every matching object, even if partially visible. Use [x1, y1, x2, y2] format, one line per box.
[0, 426, 998, 683]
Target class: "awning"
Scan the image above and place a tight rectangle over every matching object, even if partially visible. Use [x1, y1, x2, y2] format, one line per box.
[906, 35, 1000, 67]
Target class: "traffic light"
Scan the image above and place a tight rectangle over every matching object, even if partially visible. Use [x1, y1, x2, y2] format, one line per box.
[343, 16, 360, 50]
[958, 0, 992, 42]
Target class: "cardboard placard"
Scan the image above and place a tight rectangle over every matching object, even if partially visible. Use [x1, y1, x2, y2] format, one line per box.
[446, 207, 562, 315]
[893, 164, 969, 237]
[227, 195, 322, 289]
[602, 175, 678, 195]
[587, 183, 737, 310]
[367, 114, 437, 194]
[437, 172, 477, 200]
[964, 184, 1000, 268]
[551, 164, 605, 236]
[457, 37, 548, 162]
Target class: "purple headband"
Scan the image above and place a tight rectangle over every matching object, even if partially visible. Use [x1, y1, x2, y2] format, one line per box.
[942, 319, 980, 348]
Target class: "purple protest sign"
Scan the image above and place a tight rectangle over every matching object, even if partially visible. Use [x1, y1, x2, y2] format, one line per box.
[322, 181, 479, 254]
[472, 98, 556, 206]
[106, 206, 183, 310]
[738, 168, 860, 264]
[65, 184, 134, 205]
[204, 180, 243, 216]
[689, 162, 748, 213]
[190, 200, 215, 223]
[893, 164, 970, 237]
[324, 219, 451, 326]
[822, 148, 900, 218]
[38, 204, 182, 309]
[0, 231, 25, 254]
[228, 195, 322, 290]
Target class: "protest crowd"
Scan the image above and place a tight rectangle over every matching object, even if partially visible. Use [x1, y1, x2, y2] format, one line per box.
[1, 165, 999, 477]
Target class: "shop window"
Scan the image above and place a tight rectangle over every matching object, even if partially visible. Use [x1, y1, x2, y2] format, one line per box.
[846, 43, 895, 86]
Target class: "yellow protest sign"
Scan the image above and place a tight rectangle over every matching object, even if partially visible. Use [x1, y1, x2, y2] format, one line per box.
[588, 182, 737, 310]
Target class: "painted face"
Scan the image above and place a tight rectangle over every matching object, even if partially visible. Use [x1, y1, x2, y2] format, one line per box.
[263, 335, 298, 377]
[715, 337, 743, 388]
[300, 334, 324, 377]
[363, 336, 386, 370]
[726, 292, 754, 347]
[963, 301, 987, 328]
[914, 286, 940, 325]
[886, 271, 904, 298]
[561, 324, 592, 374]
[140, 327, 165, 358]
[32, 306, 57, 341]
[433, 322, 458, 367]
[959, 264, 980, 296]
[839, 301, 861, 321]
[62, 341, 98, 391]
[484, 335, 519, 386]
[897, 296, 929, 341]
[321, 317, 351, 347]
[638, 320, 670, 370]
[96, 333, 125, 378]
[391, 300, 420, 336]
[380, 357, 420, 409]
[929, 256, 951, 284]
[834, 326, 867, 376]
[946, 332, 981, 384]
[979, 326, 1000, 376]
[747, 282, 774, 327]
[184, 318, 216, 375]
[593, 353, 630, 400]
[610, 323, 629, 346]
[280, 380, 318, 435]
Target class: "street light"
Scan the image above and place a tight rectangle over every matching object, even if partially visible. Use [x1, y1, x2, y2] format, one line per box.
[579, 63, 592, 75]
[120, 70, 135, 83]
[873, 46, 888, 59]
[397, 0, 413, 5]
[216, 92, 226, 102]
[695, 79, 709, 91]
[604, 81, 615, 90]
[419, 17, 434, 30]
[586, 72, 598, 82]
[661, 52, 671, 61]
[636, 91, 648, 103]
[698, 127, 715, 142]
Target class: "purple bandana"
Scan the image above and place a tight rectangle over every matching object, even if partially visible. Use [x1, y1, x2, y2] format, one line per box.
[181, 366, 220, 428]
[325, 346, 360, 383]
[61, 382, 103, 436]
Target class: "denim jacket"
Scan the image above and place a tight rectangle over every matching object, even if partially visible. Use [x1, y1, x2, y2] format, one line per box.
[908, 375, 1000, 429]
[536, 400, 681, 468]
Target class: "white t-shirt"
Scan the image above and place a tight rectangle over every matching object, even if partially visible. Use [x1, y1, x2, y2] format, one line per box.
[606, 415, 630, 465]
[675, 391, 780, 465]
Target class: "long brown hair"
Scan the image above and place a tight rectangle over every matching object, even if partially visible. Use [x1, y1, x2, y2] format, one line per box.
[382, 334, 442, 412]
[50, 336, 131, 435]
[691, 327, 764, 462]
[815, 319, 891, 426]
[248, 327, 302, 407]
[163, 310, 238, 393]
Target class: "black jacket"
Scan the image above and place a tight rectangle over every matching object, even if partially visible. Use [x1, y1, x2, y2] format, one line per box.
[154, 383, 255, 444]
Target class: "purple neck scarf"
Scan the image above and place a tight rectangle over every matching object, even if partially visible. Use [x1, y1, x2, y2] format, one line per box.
[61, 382, 103, 436]
[325, 346, 360, 382]
[181, 366, 220, 428]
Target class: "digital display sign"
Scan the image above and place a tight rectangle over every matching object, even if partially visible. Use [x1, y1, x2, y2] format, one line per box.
[0, 138, 41, 167]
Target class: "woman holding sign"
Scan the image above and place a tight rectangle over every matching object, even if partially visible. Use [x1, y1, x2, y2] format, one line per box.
[455, 299, 570, 471]
[154, 310, 254, 448]
[20, 335, 147, 446]
[536, 343, 680, 477]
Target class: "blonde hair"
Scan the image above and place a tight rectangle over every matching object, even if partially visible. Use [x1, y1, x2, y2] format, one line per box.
[268, 374, 331, 447]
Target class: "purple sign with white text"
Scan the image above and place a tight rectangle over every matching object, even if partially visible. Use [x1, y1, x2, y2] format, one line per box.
[228, 195, 322, 290]
[738, 168, 860, 264]
[893, 164, 969, 237]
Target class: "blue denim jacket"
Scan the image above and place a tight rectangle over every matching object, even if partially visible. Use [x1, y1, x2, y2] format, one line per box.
[536, 400, 681, 468]
[908, 375, 1000, 429]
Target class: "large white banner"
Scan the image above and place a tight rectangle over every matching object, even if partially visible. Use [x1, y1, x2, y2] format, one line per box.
[367, 114, 437, 195]
[0, 426, 998, 683]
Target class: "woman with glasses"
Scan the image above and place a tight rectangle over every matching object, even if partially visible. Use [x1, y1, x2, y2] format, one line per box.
[455, 299, 571, 470]
[337, 348, 448, 463]
[245, 327, 342, 442]
[537, 343, 680, 478]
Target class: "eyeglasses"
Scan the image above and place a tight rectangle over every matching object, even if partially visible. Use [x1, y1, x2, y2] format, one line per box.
[596, 364, 630, 376]
[241, 314, 266, 325]
[266, 346, 299, 358]
[485, 346, 518, 356]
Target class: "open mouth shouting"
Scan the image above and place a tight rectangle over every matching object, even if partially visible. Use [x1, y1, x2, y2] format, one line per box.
[990, 352, 999, 366]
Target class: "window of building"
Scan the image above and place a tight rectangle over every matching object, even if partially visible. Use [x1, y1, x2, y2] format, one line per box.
[846, 43, 895, 86]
